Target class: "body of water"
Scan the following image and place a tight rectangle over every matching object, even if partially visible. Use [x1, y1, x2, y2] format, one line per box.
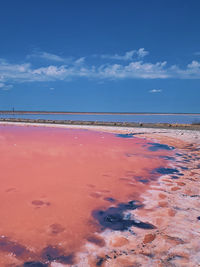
[0, 113, 200, 124]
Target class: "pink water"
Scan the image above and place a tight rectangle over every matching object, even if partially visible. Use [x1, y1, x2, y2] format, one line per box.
[0, 125, 173, 265]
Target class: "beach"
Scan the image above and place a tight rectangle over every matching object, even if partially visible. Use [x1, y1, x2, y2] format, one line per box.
[0, 122, 200, 267]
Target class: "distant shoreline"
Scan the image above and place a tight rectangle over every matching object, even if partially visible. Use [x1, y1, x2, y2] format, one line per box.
[0, 111, 200, 115]
[0, 118, 200, 131]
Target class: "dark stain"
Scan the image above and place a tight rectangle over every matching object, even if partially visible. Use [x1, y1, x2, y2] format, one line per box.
[180, 166, 189, 170]
[23, 262, 48, 267]
[5, 187, 17, 193]
[147, 143, 174, 151]
[90, 192, 102, 198]
[115, 133, 134, 138]
[165, 235, 184, 244]
[41, 245, 74, 264]
[31, 200, 45, 206]
[197, 216, 200, 220]
[87, 234, 105, 247]
[0, 236, 29, 258]
[96, 257, 105, 266]
[49, 223, 65, 235]
[104, 197, 116, 203]
[159, 156, 175, 161]
[167, 255, 184, 261]
[31, 200, 50, 207]
[154, 167, 179, 175]
[134, 176, 149, 184]
[92, 201, 155, 231]
[171, 176, 179, 179]
[139, 179, 149, 184]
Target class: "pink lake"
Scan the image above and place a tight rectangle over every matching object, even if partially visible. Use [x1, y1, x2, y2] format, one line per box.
[0, 125, 174, 266]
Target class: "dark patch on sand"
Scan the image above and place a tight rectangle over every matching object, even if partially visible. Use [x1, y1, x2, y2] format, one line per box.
[104, 197, 116, 203]
[159, 156, 175, 161]
[49, 223, 65, 234]
[115, 133, 134, 138]
[32, 200, 44, 206]
[176, 153, 183, 156]
[96, 257, 105, 266]
[154, 167, 179, 175]
[23, 262, 48, 267]
[87, 234, 106, 247]
[134, 176, 149, 184]
[41, 245, 74, 264]
[180, 166, 189, 170]
[0, 236, 29, 258]
[171, 175, 179, 179]
[139, 179, 149, 184]
[31, 200, 50, 207]
[178, 173, 184, 176]
[92, 201, 155, 231]
[148, 143, 174, 151]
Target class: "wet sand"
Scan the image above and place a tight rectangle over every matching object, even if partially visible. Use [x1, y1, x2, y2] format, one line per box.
[0, 122, 200, 267]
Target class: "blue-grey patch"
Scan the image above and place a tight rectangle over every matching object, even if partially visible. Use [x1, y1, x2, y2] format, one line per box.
[160, 156, 175, 161]
[92, 200, 155, 231]
[154, 167, 179, 175]
[148, 143, 175, 151]
[104, 197, 116, 203]
[139, 179, 149, 184]
[116, 133, 134, 138]
[171, 175, 179, 179]
[180, 166, 189, 170]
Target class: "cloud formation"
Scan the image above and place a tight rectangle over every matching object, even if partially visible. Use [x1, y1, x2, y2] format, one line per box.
[149, 89, 162, 93]
[27, 51, 65, 62]
[101, 48, 149, 61]
[0, 82, 13, 90]
[1, 50, 200, 89]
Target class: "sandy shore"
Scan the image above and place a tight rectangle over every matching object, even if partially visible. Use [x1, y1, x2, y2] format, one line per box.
[0, 121, 200, 266]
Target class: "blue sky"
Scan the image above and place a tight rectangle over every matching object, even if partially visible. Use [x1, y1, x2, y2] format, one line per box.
[0, 0, 200, 112]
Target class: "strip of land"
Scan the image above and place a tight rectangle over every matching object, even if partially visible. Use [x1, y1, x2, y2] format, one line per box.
[0, 118, 200, 131]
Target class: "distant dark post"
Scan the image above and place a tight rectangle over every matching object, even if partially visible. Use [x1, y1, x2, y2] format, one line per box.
[12, 107, 14, 113]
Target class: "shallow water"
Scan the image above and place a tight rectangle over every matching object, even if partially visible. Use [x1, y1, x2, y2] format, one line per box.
[0, 125, 175, 265]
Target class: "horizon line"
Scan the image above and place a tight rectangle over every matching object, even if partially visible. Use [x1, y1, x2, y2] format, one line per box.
[0, 110, 200, 115]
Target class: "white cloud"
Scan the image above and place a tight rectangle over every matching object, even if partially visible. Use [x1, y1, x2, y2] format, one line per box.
[188, 60, 200, 68]
[27, 51, 65, 62]
[101, 48, 149, 61]
[74, 57, 85, 65]
[149, 89, 162, 93]
[137, 48, 149, 58]
[97, 61, 168, 79]
[0, 52, 200, 85]
[0, 82, 13, 90]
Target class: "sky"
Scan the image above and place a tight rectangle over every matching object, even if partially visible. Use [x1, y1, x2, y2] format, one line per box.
[0, 0, 200, 113]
